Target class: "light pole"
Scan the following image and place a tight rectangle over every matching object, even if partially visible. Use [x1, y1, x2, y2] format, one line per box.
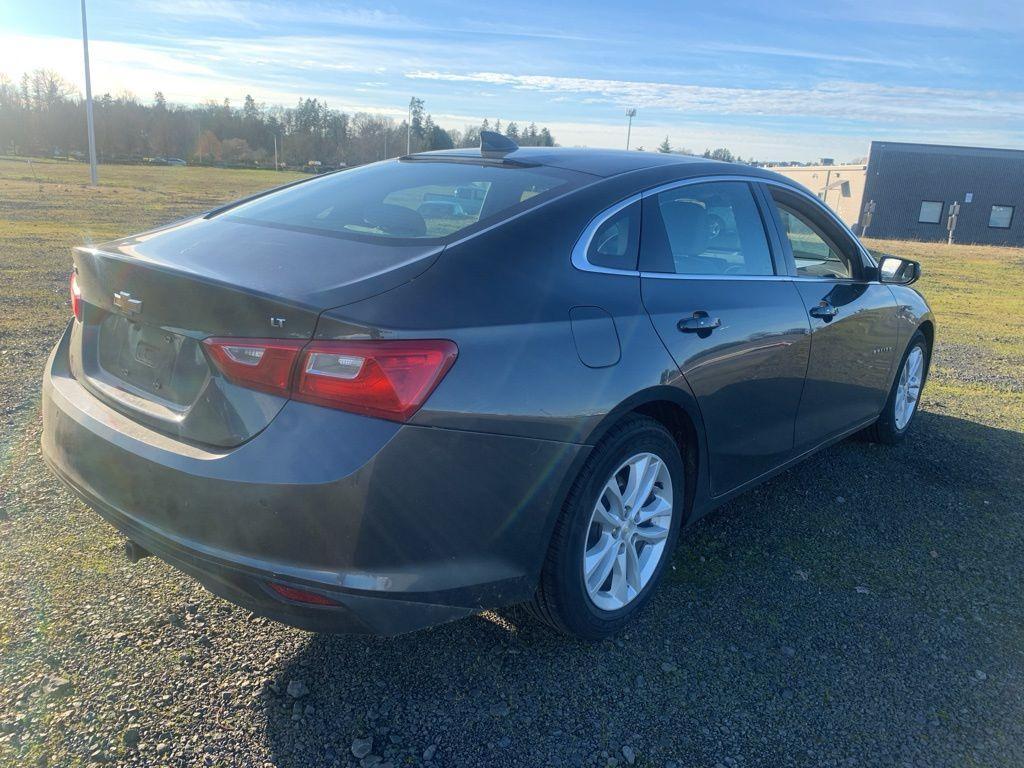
[625, 107, 637, 151]
[80, 0, 98, 185]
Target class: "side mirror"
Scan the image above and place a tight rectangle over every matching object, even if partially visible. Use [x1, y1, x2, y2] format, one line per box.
[877, 255, 921, 285]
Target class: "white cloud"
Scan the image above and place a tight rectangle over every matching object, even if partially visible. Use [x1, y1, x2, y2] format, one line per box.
[3, 26, 1021, 162]
[405, 70, 1024, 125]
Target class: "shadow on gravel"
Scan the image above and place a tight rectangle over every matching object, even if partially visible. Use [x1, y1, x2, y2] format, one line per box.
[264, 412, 1024, 768]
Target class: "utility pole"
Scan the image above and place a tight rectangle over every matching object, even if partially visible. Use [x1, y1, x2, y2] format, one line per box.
[406, 102, 412, 155]
[80, 0, 98, 185]
[625, 107, 637, 150]
[272, 133, 278, 169]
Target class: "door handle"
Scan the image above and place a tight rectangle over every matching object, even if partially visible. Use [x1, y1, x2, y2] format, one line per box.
[677, 311, 721, 333]
[809, 302, 839, 320]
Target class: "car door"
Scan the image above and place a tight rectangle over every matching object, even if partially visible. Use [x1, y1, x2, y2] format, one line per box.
[760, 184, 900, 449]
[639, 179, 811, 496]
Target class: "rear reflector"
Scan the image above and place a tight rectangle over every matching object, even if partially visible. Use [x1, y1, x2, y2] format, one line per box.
[294, 340, 458, 422]
[70, 272, 82, 322]
[201, 337, 457, 422]
[202, 338, 305, 397]
[267, 582, 340, 606]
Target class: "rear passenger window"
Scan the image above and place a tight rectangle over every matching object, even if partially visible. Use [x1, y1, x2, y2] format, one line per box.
[587, 201, 640, 271]
[640, 181, 774, 276]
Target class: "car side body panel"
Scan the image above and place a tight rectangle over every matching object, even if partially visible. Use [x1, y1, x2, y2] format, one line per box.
[790, 280, 900, 447]
[641, 276, 812, 495]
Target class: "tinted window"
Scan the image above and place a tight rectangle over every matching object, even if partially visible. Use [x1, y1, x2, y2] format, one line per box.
[640, 181, 774, 276]
[989, 205, 1014, 228]
[918, 201, 943, 224]
[225, 160, 584, 242]
[775, 204, 853, 279]
[587, 202, 640, 270]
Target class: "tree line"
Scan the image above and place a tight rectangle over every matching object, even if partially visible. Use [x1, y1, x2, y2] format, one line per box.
[0, 70, 558, 169]
[655, 135, 751, 165]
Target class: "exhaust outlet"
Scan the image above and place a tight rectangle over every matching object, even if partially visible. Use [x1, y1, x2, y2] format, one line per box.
[124, 539, 152, 564]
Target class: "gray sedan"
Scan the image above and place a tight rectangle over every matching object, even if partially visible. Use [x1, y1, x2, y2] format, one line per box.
[42, 132, 933, 639]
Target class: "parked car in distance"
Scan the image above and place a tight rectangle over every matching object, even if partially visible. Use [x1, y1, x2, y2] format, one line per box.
[145, 156, 187, 166]
[417, 200, 468, 218]
[453, 184, 487, 215]
[42, 132, 934, 639]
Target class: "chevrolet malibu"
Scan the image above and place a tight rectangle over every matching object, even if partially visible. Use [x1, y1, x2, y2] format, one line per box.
[42, 133, 934, 639]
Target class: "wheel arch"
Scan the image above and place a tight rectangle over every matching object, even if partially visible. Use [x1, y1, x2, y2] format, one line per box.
[917, 319, 935, 355]
[582, 386, 706, 524]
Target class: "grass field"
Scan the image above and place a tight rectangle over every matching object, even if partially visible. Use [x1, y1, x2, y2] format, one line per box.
[1, 158, 1022, 767]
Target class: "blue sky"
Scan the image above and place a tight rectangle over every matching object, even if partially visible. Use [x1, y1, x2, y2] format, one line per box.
[2, 0, 1023, 160]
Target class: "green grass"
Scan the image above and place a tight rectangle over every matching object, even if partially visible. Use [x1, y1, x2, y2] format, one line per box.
[862, 237, 1024, 431]
[0, 157, 304, 405]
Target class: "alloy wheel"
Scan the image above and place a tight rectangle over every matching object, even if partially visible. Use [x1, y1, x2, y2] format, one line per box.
[582, 452, 673, 611]
[894, 345, 924, 430]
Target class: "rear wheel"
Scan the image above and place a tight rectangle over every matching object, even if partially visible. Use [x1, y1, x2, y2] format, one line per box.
[529, 416, 685, 639]
[864, 330, 929, 444]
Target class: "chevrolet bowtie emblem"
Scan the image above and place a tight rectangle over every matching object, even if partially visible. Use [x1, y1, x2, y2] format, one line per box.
[113, 290, 142, 315]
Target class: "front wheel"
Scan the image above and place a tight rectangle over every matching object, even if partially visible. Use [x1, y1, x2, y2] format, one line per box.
[865, 330, 929, 444]
[529, 416, 685, 639]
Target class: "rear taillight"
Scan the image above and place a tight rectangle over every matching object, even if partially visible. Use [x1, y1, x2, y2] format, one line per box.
[202, 338, 305, 397]
[70, 272, 82, 322]
[202, 337, 457, 422]
[294, 340, 458, 422]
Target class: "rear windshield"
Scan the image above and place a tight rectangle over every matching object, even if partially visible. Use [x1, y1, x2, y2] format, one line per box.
[223, 159, 587, 242]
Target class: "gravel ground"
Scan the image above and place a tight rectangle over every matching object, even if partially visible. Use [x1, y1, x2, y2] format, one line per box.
[2, 337, 1022, 768]
[2, 163, 1023, 767]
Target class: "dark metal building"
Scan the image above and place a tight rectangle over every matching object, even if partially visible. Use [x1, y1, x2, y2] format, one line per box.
[860, 141, 1024, 246]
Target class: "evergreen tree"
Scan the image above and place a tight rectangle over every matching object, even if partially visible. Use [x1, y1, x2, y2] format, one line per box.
[408, 97, 425, 143]
[242, 94, 261, 122]
[658, 136, 672, 153]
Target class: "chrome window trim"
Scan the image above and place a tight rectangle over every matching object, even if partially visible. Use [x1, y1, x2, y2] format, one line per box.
[571, 174, 877, 280]
[569, 193, 642, 276]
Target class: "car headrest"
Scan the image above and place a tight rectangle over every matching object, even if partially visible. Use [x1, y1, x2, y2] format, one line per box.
[660, 200, 709, 256]
[360, 203, 427, 237]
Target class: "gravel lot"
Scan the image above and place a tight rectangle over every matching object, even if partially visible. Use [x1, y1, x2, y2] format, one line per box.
[1, 160, 1023, 768]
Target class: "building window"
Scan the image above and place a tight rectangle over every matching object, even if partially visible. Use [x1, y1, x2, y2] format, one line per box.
[989, 205, 1014, 229]
[918, 201, 943, 224]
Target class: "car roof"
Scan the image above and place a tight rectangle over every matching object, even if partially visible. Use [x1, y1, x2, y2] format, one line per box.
[416, 146, 793, 183]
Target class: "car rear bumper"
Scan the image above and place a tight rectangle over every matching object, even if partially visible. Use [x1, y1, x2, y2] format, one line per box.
[42, 324, 588, 634]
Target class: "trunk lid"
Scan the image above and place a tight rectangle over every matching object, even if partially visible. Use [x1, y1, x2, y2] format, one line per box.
[70, 215, 440, 447]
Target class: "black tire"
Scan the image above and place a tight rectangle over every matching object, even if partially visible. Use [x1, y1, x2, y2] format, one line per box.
[864, 330, 930, 445]
[528, 415, 685, 639]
